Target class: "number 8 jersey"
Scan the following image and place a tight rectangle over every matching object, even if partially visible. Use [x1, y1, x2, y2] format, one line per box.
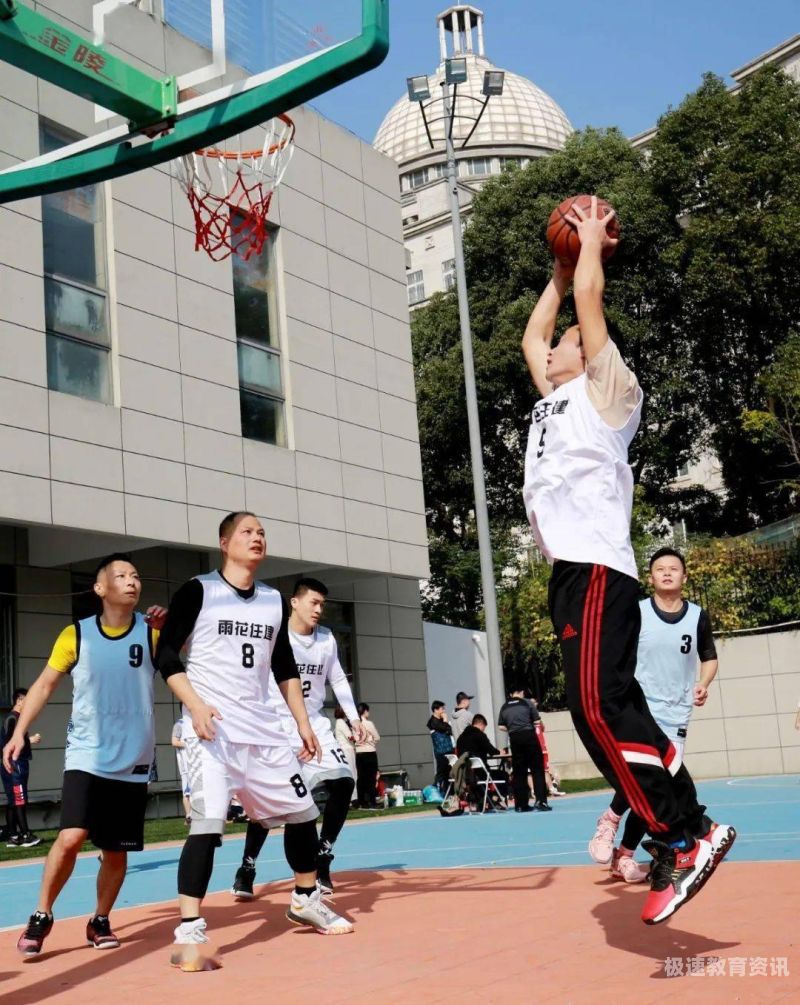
[156, 571, 300, 746]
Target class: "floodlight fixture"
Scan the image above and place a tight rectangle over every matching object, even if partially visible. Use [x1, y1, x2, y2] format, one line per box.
[406, 75, 431, 102]
[445, 57, 468, 85]
[482, 70, 505, 96]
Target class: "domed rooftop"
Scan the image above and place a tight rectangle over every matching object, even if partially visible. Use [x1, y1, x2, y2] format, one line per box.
[374, 5, 572, 165]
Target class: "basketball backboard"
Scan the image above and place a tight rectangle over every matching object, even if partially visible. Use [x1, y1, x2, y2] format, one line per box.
[0, 0, 388, 203]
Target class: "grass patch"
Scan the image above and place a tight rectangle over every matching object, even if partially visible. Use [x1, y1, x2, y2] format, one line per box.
[558, 777, 611, 795]
[0, 784, 610, 864]
[0, 803, 437, 864]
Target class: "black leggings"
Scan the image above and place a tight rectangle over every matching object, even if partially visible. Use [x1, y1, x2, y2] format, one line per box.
[356, 752, 379, 808]
[549, 561, 705, 844]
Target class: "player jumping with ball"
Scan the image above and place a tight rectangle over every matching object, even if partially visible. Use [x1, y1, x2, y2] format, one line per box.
[521, 197, 735, 925]
[231, 576, 364, 898]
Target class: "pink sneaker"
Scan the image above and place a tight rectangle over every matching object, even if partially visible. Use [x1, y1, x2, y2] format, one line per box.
[588, 809, 620, 864]
[610, 848, 650, 884]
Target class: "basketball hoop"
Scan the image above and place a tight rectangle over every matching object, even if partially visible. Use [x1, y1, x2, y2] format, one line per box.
[174, 112, 295, 262]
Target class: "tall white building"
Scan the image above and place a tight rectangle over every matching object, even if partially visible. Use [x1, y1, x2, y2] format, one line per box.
[0, 0, 435, 816]
[373, 4, 572, 308]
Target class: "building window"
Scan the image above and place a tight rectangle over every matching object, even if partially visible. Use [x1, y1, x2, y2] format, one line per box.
[407, 269, 425, 305]
[232, 214, 286, 447]
[676, 462, 690, 478]
[461, 156, 494, 177]
[41, 122, 111, 404]
[442, 258, 456, 291]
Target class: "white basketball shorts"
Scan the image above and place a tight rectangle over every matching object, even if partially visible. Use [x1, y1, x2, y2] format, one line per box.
[183, 733, 318, 835]
[282, 715, 354, 789]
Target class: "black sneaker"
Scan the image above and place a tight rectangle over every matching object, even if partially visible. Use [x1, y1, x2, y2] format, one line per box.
[86, 914, 120, 949]
[19, 833, 42, 848]
[231, 864, 256, 900]
[18, 911, 53, 956]
[533, 801, 552, 812]
[514, 805, 533, 813]
[6, 834, 23, 848]
[317, 852, 334, 895]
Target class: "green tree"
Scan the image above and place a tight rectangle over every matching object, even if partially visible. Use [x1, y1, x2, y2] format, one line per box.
[647, 66, 800, 527]
[741, 332, 800, 498]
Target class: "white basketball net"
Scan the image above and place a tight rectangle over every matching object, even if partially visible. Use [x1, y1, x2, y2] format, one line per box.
[174, 113, 295, 261]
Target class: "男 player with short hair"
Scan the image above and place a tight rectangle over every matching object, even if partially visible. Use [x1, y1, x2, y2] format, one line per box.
[4, 554, 165, 955]
[521, 197, 734, 925]
[231, 576, 364, 898]
[590, 547, 720, 883]
[156, 513, 353, 970]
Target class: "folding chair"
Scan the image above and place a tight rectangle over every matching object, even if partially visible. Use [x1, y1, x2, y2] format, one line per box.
[469, 757, 510, 812]
[440, 752, 461, 804]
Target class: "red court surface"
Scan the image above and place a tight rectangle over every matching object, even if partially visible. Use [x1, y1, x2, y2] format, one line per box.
[1, 861, 797, 1005]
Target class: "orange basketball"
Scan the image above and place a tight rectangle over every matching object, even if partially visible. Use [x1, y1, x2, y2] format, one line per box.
[546, 195, 619, 265]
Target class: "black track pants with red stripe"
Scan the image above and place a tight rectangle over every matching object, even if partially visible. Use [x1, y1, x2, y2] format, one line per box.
[548, 561, 706, 844]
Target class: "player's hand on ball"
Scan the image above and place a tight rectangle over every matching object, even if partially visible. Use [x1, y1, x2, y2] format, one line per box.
[566, 195, 618, 253]
[693, 685, 708, 707]
[190, 702, 223, 740]
[144, 605, 168, 629]
[298, 723, 322, 763]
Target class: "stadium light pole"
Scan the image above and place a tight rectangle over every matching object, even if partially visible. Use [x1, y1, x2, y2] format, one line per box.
[407, 65, 507, 731]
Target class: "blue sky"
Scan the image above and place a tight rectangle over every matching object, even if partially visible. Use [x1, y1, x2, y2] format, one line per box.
[309, 0, 799, 142]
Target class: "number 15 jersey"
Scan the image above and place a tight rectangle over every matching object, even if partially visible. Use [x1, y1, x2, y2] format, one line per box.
[156, 571, 299, 745]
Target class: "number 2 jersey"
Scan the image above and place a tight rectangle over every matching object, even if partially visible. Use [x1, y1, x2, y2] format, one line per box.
[155, 571, 299, 745]
[48, 613, 157, 782]
[522, 341, 643, 579]
[271, 625, 359, 741]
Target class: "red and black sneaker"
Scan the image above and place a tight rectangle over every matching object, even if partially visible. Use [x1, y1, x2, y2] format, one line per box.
[640, 837, 714, 925]
[698, 820, 736, 867]
[17, 910, 54, 956]
[86, 915, 120, 950]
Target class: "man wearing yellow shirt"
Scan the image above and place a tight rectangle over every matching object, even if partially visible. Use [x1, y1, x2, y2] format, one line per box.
[2, 553, 165, 957]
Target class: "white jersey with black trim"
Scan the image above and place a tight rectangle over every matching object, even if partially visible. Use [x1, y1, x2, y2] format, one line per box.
[181, 572, 289, 745]
[271, 625, 358, 732]
[522, 372, 643, 579]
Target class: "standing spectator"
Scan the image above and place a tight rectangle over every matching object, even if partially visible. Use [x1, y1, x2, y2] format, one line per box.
[427, 701, 455, 794]
[1, 689, 42, 847]
[450, 692, 474, 744]
[795, 700, 800, 731]
[355, 703, 380, 809]
[334, 706, 358, 783]
[498, 686, 551, 813]
[171, 719, 191, 826]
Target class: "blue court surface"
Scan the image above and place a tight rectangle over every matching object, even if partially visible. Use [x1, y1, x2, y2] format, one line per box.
[1, 775, 798, 930]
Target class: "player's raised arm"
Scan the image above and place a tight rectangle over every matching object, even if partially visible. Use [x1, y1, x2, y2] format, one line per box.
[522, 259, 574, 397]
[569, 196, 618, 363]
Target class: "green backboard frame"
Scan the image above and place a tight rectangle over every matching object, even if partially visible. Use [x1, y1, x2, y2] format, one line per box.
[0, 0, 389, 204]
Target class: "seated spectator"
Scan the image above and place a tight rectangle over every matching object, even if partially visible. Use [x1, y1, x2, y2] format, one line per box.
[456, 714, 500, 761]
[427, 701, 454, 794]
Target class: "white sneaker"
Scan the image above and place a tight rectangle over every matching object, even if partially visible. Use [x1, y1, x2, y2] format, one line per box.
[170, 918, 219, 972]
[173, 918, 209, 946]
[588, 809, 620, 864]
[286, 888, 354, 935]
[610, 848, 650, 884]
